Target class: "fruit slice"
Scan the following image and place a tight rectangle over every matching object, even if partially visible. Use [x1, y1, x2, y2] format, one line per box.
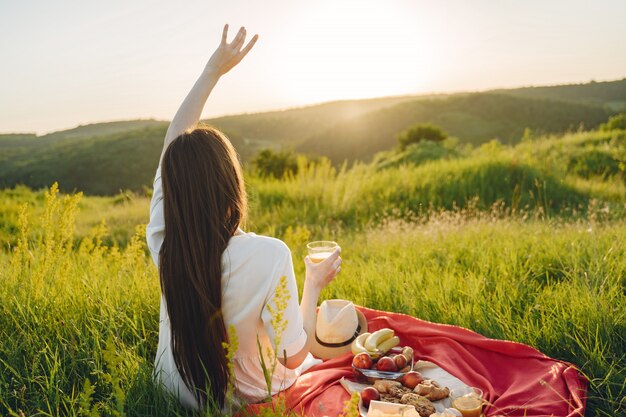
[351, 332, 371, 355]
[376, 335, 400, 354]
[364, 328, 394, 351]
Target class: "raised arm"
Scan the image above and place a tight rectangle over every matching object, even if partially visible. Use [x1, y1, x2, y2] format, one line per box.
[159, 24, 258, 164]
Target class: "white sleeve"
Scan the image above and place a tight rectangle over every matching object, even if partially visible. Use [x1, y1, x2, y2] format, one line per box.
[261, 247, 307, 359]
[146, 166, 165, 267]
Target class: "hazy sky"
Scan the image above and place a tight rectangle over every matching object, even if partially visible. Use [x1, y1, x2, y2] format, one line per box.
[1, 0, 625, 134]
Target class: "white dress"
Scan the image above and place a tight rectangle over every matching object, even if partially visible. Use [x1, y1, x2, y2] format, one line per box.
[146, 166, 319, 409]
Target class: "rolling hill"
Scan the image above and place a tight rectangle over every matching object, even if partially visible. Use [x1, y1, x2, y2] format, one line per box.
[0, 78, 623, 194]
[205, 95, 422, 146]
[493, 78, 626, 111]
[296, 93, 611, 163]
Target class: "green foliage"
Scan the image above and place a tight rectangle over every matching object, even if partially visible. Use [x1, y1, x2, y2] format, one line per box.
[516, 128, 626, 186]
[398, 124, 447, 149]
[600, 113, 626, 131]
[569, 149, 623, 179]
[253, 149, 298, 178]
[222, 325, 239, 411]
[78, 379, 99, 417]
[101, 335, 127, 417]
[374, 140, 459, 170]
[257, 275, 290, 406]
[339, 392, 360, 417]
[246, 130, 626, 234]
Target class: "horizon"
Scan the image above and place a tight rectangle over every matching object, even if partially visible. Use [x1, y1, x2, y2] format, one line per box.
[2, 0, 626, 135]
[4, 75, 624, 137]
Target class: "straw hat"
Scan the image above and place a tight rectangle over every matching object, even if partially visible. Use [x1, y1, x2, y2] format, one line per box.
[310, 299, 368, 360]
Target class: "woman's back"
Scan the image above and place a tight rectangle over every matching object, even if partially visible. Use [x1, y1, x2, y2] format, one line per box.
[147, 167, 310, 409]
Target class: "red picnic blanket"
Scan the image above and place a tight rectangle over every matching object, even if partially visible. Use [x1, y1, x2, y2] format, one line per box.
[244, 306, 587, 417]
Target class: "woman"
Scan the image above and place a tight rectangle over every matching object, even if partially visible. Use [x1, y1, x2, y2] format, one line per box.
[146, 25, 342, 410]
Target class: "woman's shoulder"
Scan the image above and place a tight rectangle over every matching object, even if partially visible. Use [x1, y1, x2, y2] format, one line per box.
[230, 230, 291, 259]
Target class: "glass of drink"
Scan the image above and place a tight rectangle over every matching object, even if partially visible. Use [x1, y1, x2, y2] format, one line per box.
[450, 387, 484, 417]
[307, 241, 338, 263]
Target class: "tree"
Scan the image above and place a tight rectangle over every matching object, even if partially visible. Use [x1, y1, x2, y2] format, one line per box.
[398, 124, 447, 150]
[252, 149, 298, 178]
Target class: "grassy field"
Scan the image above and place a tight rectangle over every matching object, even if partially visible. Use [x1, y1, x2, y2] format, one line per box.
[0, 129, 625, 416]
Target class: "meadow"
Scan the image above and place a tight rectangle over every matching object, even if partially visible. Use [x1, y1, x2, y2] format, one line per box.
[0, 128, 625, 416]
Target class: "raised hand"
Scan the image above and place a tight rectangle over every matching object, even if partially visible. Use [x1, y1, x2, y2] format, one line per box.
[206, 24, 258, 76]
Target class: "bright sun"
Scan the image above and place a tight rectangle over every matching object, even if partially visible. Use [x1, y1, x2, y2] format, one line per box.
[277, 0, 434, 103]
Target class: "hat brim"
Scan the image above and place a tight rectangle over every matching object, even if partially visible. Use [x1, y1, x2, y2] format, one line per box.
[310, 309, 368, 360]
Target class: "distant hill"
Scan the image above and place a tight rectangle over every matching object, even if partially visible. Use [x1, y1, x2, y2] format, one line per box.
[205, 78, 625, 155]
[297, 93, 610, 163]
[41, 119, 169, 141]
[205, 95, 422, 150]
[0, 78, 623, 194]
[492, 78, 626, 111]
[0, 125, 167, 195]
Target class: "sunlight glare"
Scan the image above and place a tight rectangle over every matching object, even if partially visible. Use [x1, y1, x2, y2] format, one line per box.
[278, 0, 433, 103]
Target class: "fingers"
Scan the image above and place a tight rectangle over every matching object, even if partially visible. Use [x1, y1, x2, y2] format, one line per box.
[322, 247, 341, 265]
[327, 265, 341, 282]
[330, 254, 342, 279]
[221, 24, 229, 44]
[304, 253, 341, 269]
[231, 26, 246, 50]
[239, 34, 258, 58]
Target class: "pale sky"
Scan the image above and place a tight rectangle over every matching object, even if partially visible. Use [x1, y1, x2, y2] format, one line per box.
[1, 0, 625, 135]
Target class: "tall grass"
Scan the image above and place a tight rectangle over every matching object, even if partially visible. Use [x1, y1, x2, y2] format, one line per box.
[1, 185, 624, 416]
[0, 129, 624, 416]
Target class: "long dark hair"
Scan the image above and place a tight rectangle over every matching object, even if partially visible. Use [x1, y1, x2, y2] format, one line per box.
[159, 127, 247, 406]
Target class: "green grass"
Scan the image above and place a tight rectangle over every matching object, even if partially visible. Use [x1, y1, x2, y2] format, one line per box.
[0, 129, 625, 416]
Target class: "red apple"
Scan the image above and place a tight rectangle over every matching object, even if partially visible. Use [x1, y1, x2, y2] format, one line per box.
[399, 371, 424, 389]
[360, 386, 380, 408]
[394, 354, 407, 370]
[376, 356, 398, 372]
[352, 352, 373, 369]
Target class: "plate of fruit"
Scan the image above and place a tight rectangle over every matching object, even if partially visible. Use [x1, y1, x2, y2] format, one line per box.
[351, 328, 418, 379]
